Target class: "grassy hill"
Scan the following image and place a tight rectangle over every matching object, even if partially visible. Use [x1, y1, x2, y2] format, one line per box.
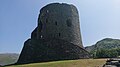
[6, 59, 106, 67]
[0, 53, 19, 66]
[85, 38, 120, 52]
[85, 38, 120, 58]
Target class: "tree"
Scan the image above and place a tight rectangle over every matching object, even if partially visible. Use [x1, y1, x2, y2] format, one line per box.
[94, 48, 118, 58]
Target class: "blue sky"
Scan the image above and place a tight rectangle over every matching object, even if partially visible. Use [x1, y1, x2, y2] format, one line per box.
[0, 0, 120, 53]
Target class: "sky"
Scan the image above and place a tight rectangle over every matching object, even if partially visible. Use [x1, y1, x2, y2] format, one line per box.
[0, 0, 120, 53]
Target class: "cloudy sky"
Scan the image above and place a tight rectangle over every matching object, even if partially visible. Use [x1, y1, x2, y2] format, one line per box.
[0, 0, 120, 53]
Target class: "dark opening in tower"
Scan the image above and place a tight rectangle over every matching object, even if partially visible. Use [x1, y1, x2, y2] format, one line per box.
[66, 19, 72, 27]
[55, 21, 57, 25]
[58, 33, 60, 37]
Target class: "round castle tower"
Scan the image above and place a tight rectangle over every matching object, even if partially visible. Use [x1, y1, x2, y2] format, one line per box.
[37, 3, 83, 47]
[17, 3, 90, 64]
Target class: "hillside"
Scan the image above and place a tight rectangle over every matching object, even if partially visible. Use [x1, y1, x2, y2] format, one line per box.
[6, 59, 106, 67]
[85, 38, 120, 52]
[0, 53, 19, 66]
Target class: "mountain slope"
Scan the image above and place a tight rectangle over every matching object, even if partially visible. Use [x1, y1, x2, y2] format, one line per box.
[85, 38, 120, 52]
[0, 53, 19, 66]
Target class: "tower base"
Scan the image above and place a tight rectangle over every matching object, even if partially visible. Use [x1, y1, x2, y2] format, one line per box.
[16, 38, 90, 64]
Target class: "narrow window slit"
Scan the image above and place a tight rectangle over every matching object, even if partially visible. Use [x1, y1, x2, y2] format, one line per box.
[55, 21, 57, 25]
[58, 33, 60, 37]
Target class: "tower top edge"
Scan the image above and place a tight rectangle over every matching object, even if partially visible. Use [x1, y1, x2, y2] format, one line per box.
[40, 3, 77, 12]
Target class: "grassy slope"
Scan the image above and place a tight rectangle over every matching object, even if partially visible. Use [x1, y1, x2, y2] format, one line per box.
[7, 59, 107, 67]
[0, 53, 19, 65]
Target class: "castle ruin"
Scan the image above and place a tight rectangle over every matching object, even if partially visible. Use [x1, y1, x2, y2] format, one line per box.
[16, 3, 90, 64]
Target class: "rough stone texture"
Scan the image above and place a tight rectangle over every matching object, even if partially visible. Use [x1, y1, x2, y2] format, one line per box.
[38, 3, 83, 47]
[17, 38, 90, 64]
[16, 3, 90, 64]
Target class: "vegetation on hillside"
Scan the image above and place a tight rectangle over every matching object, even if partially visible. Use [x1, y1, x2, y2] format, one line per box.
[85, 38, 120, 58]
[92, 48, 120, 58]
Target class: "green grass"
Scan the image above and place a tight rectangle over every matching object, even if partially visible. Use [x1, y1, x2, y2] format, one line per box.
[6, 59, 107, 67]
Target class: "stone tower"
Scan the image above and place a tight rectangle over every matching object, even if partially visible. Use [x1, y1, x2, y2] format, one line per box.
[36, 3, 83, 47]
[16, 3, 90, 64]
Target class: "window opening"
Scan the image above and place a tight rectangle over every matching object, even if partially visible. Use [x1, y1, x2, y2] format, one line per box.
[46, 18, 48, 23]
[66, 19, 72, 27]
[58, 33, 60, 37]
[55, 21, 57, 25]
[40, 35, 43, 38]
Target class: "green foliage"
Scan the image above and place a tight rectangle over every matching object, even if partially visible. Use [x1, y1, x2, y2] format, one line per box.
[86, 38, 120, 58]
[92, 48, 119, 58]
[85, 38, 120, 52]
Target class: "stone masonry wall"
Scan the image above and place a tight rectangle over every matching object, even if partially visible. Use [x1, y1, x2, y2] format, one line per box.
[16, 3, 90, 64]
[37, 3, 83, 47]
